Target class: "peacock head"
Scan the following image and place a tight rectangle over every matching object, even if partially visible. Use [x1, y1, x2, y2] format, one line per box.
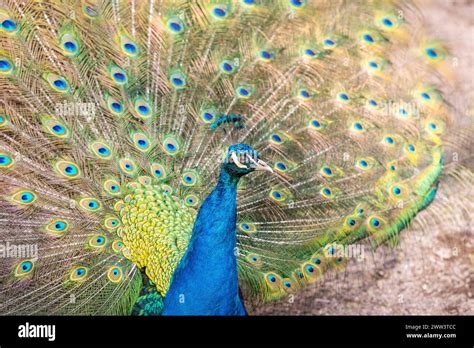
[223, 144, 273, 177]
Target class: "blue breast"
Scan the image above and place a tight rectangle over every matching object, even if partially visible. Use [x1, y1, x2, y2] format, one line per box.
[162, 168, 247, 315]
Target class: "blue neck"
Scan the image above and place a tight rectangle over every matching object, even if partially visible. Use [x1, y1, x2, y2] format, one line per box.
[162, 166, 247, 315]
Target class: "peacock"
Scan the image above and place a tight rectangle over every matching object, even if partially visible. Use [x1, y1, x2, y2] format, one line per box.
[0, 0, 468, 316]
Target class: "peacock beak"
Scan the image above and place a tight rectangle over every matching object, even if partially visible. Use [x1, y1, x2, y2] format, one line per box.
[255, 159, 273, 173]
[246, 154, 273, 173]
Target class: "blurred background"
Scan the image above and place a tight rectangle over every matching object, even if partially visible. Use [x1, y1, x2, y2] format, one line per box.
[248, 0, 474, 315]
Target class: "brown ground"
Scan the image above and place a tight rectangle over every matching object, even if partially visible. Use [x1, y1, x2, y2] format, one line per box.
[248, 0, 474, 315]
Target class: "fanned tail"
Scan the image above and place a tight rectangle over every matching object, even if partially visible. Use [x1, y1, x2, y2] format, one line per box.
[0, 0, 465, 312]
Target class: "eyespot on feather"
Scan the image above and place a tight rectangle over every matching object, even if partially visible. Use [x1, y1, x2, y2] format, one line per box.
[55, 160, 81, 179]
[91, 142, 113, 160]
[107, 266, 123, 283]
[150, 163, 168, 180]
[0, 152, 14, 169]
[14, 260, 35, 277]
[45, 219, 70, 237]
[11, 190, 37, 206]
[78, 197, 102, 212]
[70, 266, 89, 282]
[104, 216, 120, 230]
[162, 135, 181, 155]
[238, 222, 257, 234]
[88, 234, 107, 249]
[119, 158, 138, 176]
[264, 272, 281, 290]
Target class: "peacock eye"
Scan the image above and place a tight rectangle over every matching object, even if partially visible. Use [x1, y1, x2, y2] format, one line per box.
[239, 222, 256, 234]
[162, 136, 180, 155]
[323, 38, 335, 47]
[104, 217, 120, 230]
[269, 132, 286, 144]
[181, 171, 199, 186]
[260, 50, 273, 61]
[0, 58, 12, 74]
[0, 114, 8, 127]
[309, 119, 323, 130]
[304, 48, 316, 57]
[70, 266, 88, 281]
[12, 190, 37, 205]
[133, 98, 152, 119]
[370, 218, 381, 228]
[110, 66, 127, 85]
[107, 266, 123, 283]
[338, 93, 350, 102]
[111, 102, 122, 111]
[167, 18, 185, 34]
[220, 60, 236, 74]
[55, 160, 80, 179]
[15, 260, 35, 277]
[321, 166, 333, 177]
[368, 61, 378, 69]
[383, 18, 393, 27]
[84, 5, 98, 17]
[212, 5, 229, 19]
[184, 194, 199, 207]
[320, 187, 332, 198]
[89, 234, 107, 248]
[112, 240, 124, 253]
[275, 161, 288, 173]
[271, 134, 281, 142]
[52, 124, 65, 134]
[363, 34, 374, 43]
[298, 89, 311, 99]
[124, 43, 136, 53]
[289, 0, 307, 9]
[236, 86, 253, 98]
[2, 19, 17, 31]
